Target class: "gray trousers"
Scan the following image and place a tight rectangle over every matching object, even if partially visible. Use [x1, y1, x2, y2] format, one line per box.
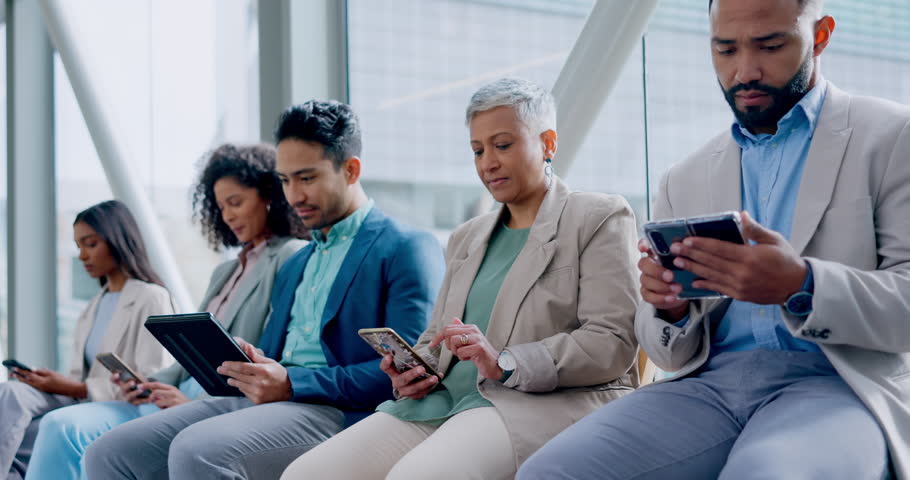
[83, 396, 344, 480]
[518, 350, 891, 480]
[0, 381, 78, 480]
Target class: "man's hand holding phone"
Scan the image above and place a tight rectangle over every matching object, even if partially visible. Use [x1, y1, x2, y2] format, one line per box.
[639, 239, 690, 323]
[670, 211, 807, 305]
[380, 354, 442, 400]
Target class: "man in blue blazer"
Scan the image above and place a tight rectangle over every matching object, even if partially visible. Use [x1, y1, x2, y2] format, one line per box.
[85, 101, 445, 480]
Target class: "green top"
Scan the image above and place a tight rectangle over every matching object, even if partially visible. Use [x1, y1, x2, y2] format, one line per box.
[280, 200, 374, 368]
[377, 222, 529, 425]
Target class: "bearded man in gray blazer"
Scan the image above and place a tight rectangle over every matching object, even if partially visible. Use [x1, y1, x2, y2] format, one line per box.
[519, 0, 910, 479]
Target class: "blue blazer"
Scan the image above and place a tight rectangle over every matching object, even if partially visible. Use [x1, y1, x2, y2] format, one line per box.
[257, 208, 445, 425]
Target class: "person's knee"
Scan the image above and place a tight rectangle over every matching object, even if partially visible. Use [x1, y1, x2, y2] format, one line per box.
[36, 408, 74, 444]
[83, 422, 143, 478]
[720, 434, 889, 480]
[83, 431, 115, 477]
[168, 423, 226, 474]
[0, 381, 32, 403]
[516, 443, 569, 480]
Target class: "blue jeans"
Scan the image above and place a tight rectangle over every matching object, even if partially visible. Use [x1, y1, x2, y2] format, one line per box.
[518, 350, 890, 480]
[24, 401, 162, 480]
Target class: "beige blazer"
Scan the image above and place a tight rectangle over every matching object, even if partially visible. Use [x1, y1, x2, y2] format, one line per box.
[68, 278, 175, 401]
[412, 178, 641, 466]
[152, 236, 306, 387]
[636, 84, 910, 478]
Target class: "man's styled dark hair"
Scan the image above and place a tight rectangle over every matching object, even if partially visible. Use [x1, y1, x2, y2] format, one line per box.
[74, 200, 166, 288]
[709, 0, 810, 12]
[192, 143, 307, 251]
[273, 100, 362, 170]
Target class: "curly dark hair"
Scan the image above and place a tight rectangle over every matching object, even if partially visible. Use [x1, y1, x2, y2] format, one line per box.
[273, 100, 362, 170]
[192, 143, 306, 251]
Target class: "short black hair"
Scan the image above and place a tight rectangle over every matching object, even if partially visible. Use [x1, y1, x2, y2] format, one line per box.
[273, 100, 362, 170]
[709, 0, 808, 11]
[192, 143, 307, 251]
[75, 200, 166, 288]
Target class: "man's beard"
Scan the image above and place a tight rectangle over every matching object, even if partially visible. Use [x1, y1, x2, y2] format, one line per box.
[721, 57, 813, 132]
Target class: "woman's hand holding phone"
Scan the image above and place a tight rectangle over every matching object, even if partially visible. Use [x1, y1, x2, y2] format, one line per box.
[112, 372, 149, 405]
[141, 382, 191, 409]
[17, 368, 88, 398]
[380, 354, 442, 400]
[638, 239, 690, 322]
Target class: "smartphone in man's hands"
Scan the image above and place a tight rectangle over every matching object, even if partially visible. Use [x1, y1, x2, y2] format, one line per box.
[643, 211, 746, 299]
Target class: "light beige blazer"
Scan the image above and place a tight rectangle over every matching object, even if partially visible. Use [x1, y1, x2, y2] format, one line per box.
[412, 178, 641, 466]
[636, 84, 910, 477]
[67, 278, 175, 401]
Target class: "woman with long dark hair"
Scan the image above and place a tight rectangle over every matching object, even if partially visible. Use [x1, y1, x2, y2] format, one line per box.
[0, 200, 175, 479]
[25, 144, 307, 480]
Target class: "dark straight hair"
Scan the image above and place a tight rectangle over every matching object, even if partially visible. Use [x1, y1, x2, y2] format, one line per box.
[74, 200, 166, 288]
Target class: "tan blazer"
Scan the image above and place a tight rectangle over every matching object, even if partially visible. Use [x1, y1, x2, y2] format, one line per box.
[67, 278, 175, 401]
[152, 236, 306, 387]
[636, 84, 910, 478]
[412, 178, 641, 465]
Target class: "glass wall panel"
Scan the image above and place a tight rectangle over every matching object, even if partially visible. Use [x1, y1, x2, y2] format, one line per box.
[52, 0, 258, 370]
[347, 0, 595, 238]
[563, 42, 647, 221]
[0, 23, 7, 380]
[644, 0, 910, 216]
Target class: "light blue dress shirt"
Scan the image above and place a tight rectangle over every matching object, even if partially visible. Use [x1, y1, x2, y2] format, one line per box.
[711, 80, 828, 355]
[280, 199, 375, 368]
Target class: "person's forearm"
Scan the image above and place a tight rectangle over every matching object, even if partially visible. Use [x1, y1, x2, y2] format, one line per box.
[59, 380, 88, 399]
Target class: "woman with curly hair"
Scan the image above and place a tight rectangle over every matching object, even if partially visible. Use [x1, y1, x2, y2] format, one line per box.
[24, 144, 307, 480]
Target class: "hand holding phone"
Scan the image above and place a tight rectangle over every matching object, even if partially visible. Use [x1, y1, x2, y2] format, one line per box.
[638, 239, 691, 321]
[3, 359, 33, 375]
[360, 328, 443, 400]
[380, 353, 441, 400]
[643, 211, 745, 299]
[96, 353, 151, 399]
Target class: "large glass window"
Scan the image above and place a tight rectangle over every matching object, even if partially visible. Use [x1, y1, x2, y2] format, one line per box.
[347, 0, 598, 237]
[563, 41, 647, 220]
[52, 0, 258, 370]
[644, 0, 910, 209]
[0, 23, 8, 380]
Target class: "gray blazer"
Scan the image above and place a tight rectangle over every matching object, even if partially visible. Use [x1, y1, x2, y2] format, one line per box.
[153, 236, 306, 386]
[636, 84, 910, 478]
[413, 178, 641, 465]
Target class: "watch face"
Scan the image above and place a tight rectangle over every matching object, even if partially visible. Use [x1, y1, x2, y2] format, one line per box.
[786, 291, 813, 316]
[498, 352, 516, 371]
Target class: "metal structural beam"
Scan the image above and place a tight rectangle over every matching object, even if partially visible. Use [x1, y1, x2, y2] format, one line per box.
[38, 0, 194, 313]
[257, 0, 292, 142]
[257, 0, 348, 141]
[551, 0, 658, 174]
[6, 0, 57, 367]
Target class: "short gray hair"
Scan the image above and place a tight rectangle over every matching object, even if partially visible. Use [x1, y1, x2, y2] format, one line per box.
[465, 77, 557, 135]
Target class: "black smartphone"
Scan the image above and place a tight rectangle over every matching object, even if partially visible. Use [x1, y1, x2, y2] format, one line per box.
[643, 211, 745, 299]
[95, 353, 151, 399]
[2, 359, 33, 373]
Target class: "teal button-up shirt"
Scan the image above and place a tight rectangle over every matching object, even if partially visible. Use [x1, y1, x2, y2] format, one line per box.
[280, 200, 375, 368]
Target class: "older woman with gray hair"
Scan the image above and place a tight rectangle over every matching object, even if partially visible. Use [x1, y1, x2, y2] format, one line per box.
[281, 77, 641, 479]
